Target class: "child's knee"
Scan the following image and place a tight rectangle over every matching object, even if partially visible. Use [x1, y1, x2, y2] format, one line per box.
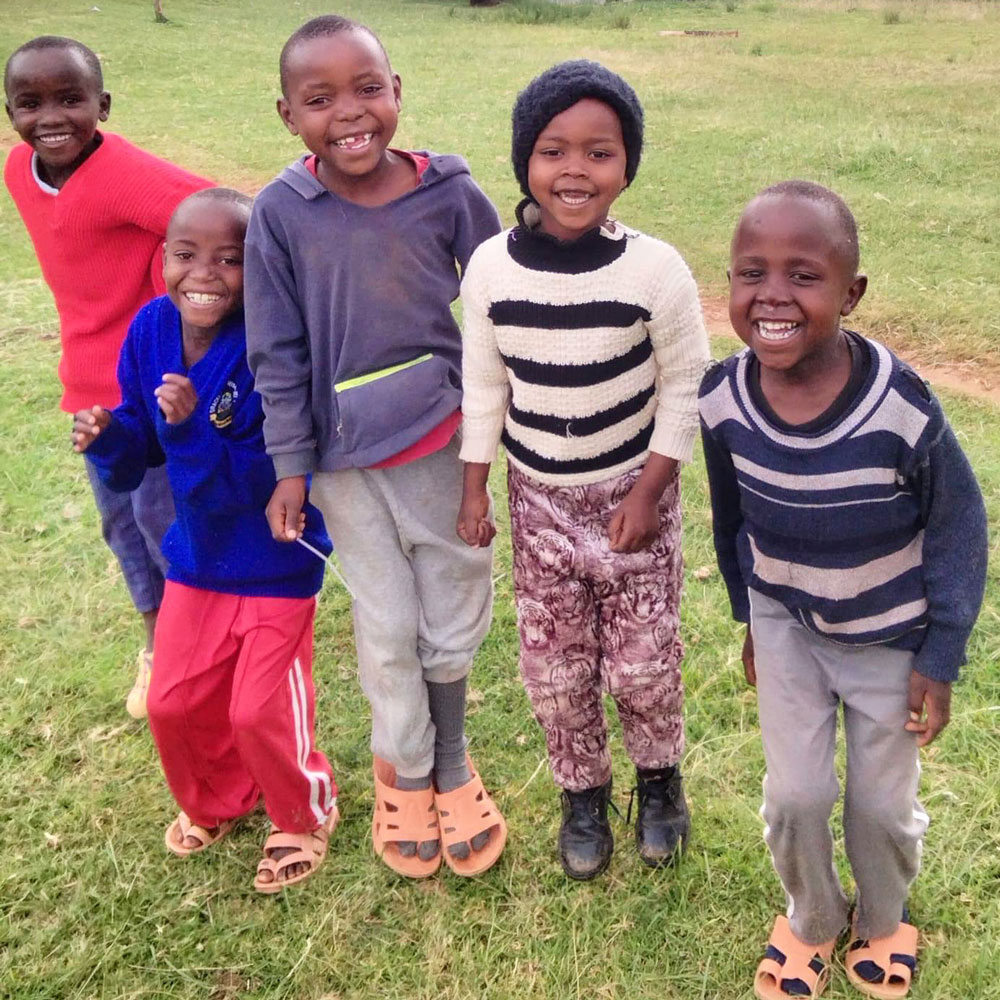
[229, 698, 268, 742]
[146, 683, 182, 729]
[764, 778, 838, 829]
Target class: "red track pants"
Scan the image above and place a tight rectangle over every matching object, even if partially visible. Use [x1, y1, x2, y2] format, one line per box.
[148, 581, 336, 833]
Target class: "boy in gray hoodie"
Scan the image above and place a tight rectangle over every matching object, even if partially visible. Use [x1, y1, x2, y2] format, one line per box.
[245, 15, 506, 879]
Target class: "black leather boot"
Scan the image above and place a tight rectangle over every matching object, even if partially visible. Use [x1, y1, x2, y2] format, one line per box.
[559, 779, 614, 880]
[634, 765, 689, 867]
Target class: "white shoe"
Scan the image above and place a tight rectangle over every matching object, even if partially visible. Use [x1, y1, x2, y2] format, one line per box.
[126, 649, 152, 719]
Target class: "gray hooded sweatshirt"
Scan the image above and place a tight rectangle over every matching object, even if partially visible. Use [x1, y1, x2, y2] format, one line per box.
[245, 152, 501, 477]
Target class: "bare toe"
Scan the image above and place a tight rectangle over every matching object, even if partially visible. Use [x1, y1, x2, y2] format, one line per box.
[417, 839, 440, 861]
[448, 841, 471, 861]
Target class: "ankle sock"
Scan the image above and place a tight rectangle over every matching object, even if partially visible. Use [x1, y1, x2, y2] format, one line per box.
[427, 678, 471, 793]
[394, 773, 431, 792]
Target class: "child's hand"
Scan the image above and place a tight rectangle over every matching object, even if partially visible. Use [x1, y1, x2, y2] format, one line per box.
[155, 373, 198, 424]
[456, 489, 496, 548]
[71, 405, 111, 452]
[905, 670, 951, 747]
[608, 488, 659, 553]
[267, 476, 307, 542]
[742, 627, 756, 686]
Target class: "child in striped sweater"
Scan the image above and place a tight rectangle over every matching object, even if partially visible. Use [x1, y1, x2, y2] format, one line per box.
[700, 181, 987, 1000]
[457, 61, 710, 879]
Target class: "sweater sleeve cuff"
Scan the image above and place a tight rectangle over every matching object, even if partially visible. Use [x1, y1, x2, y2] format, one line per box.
[913, 625, 967, 683]
[458, 432, 500, 465]
[160, 415, 200, 448]
[272, 451, 316, 479]
[730, 589, 750, 624]
[649, 421, 697, 464]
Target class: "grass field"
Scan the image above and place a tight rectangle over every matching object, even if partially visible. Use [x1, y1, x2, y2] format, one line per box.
[1, 2, 999, 998]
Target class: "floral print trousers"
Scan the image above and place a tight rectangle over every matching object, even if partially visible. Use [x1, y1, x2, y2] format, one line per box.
[508, 463, 686, 791]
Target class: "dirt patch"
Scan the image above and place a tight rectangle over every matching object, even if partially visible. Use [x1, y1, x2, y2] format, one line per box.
[701, 295, 1000, 407]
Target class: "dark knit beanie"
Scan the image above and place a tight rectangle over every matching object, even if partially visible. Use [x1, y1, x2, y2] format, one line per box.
[511, 60, 644, 200]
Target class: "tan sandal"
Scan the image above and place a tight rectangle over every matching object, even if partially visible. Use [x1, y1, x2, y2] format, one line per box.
[371, 756, 441, 878]
[164, 811, 236, 857]
[126, 648, 152, 720]
[434, 756, 507, 877]
[253, 804, 339, 894]
[845, 921, 918, 999]
[754, 915, 837, 999]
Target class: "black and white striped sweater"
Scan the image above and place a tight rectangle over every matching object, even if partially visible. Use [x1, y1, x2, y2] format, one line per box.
[459, 221, 710, 486]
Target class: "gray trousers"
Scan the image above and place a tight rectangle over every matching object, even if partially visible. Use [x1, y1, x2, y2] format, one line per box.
[311, 437, 493, 778]
[749, 589, 928, 945]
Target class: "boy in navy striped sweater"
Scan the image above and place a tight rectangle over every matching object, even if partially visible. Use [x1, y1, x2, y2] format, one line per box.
[699, 181, 987, 1000]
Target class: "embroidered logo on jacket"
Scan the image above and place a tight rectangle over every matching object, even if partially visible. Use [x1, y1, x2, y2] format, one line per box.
[209, 381, 238, 429]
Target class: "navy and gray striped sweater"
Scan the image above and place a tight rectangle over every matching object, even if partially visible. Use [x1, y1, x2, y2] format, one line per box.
[699, 335, 986, 682]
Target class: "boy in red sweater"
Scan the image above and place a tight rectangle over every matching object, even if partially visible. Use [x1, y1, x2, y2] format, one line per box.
[4, 35, 212, 717]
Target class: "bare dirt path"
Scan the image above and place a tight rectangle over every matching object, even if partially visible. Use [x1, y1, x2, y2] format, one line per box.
[701, 296, 1000, 407]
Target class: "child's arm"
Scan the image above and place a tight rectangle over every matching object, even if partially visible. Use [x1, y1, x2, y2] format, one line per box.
[610, 244, 711, 551]
[700, 413, 756, 685]
[456, 242, 509, 547]
[244, 204, 316, 542]
[645, 247, 712, 466]
[904, 396, 987, 744]
[457, 461, 495, 547]
[450, 175, 502, 274]
[75, 320, 165, 491]
[700, 419, 748, 622]
[109, 145, 213, 297]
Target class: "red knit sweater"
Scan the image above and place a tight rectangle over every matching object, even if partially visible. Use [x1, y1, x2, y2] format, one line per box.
[4, 132, 212, 411]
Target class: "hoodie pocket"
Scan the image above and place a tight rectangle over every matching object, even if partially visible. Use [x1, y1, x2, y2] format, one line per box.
[334, 353, 456, 454]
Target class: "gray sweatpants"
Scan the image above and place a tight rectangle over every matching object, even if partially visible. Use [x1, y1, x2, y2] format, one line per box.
[749, 589, 928, 945]
[311, 436, 493, 778]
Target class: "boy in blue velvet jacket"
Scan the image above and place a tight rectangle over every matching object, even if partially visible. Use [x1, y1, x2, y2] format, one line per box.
[74, 188, 338, 893]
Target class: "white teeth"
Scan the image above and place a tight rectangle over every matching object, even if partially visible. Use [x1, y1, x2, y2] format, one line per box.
[756, 321, 799, 341]
[37, 134, 71, 145]
[185, 292, 222, 305]
[557, 192, 591, 206]
[334, 133, 373, 149]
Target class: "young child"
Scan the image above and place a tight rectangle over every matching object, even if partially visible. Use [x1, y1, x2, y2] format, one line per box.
[244, 15, 506, 879]
[4, 36, 212, 718]
[699, 180, 987, 999]
[457, 61, 710, 880]
[73, 188, 338, 892]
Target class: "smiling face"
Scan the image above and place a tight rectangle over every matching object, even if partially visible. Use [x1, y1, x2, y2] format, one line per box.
[728, 193, 867, 380]
[4, 46, 110, 189]
[277, 29, 401, 195]
[527, 98, 627, 242]
[163, 199, 247, 343]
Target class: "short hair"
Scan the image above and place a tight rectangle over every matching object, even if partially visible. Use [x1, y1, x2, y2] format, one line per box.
[4, 36, 103, 96]
[279, 15, 390, 96]
[755, 179, 860, 273]
[169, 187, 253, 234]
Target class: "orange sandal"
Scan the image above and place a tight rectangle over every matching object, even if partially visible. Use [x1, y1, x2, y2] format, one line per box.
[371, 757, 441, 878]
[754, 915, 837, 999]
[253, 805, 339, 894]
[434, 757, 507, 877]
[164, 811, 236, 857]
[845, 921, 918, 999]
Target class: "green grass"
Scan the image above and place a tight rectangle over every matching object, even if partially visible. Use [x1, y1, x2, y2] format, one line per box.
[2, 2, 999, 998]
